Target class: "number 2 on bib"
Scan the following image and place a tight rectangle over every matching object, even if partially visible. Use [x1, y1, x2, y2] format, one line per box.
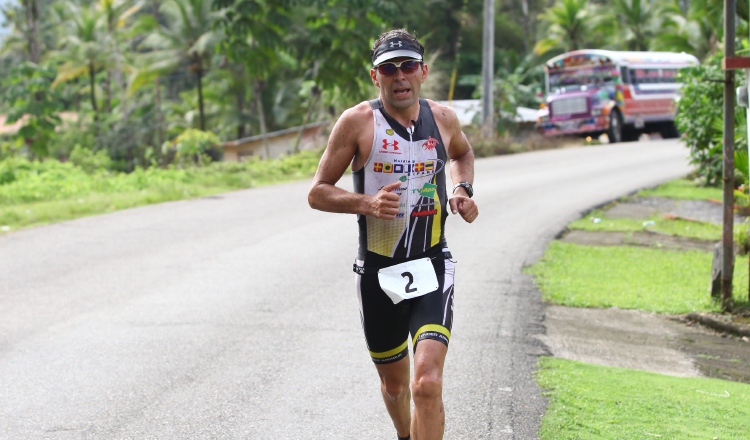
[401, 272, 417, 293]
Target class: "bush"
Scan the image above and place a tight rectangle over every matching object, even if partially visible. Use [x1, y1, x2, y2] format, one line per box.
[162, 129, 221, 166]
[0, 148, 325, 207]
[676, 54, 746, 186]
[68, 145, 112, 174]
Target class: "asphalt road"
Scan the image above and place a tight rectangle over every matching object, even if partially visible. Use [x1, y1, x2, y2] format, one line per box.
[0, 139, 691, 439]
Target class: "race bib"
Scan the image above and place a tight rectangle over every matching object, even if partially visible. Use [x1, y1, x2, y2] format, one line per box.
[378, 258, 439, 304]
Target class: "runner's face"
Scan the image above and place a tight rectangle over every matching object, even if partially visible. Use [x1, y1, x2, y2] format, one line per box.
[370, 57, 428, 111]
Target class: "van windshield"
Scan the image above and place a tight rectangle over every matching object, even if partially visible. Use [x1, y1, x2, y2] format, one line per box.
[548, 67, 619, 93]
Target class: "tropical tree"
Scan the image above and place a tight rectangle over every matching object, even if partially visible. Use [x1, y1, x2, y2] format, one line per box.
[99, 0, 142, 115]
[1, 62, 62, 157]
[135, 0, 221, 131]
[609, 0, 660, 51]
[534, 0, 594, 55]
[651, 0, 723, 60]
[51, 2, 109, 119]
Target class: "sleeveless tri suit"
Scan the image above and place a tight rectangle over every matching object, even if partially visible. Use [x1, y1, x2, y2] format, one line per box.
[353, 98, 456, 364]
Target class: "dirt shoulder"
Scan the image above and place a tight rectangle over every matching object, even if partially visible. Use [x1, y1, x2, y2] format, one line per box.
[541, 305, 750, 383]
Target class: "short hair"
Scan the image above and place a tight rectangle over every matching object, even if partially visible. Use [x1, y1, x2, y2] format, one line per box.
[371, 29, 425, 61]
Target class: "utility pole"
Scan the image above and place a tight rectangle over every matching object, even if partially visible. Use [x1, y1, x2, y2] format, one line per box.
[722, 0, 736, 311]
[482, 0, 494, 139]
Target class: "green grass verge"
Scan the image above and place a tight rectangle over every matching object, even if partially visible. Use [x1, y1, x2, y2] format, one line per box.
[537, 357, 750, 439]
[526, 241, 749, 314]
[638, 178, 723, 200]
[569, 209, 731, 241]
[0, 150, 323, 233]
[0, 186, 236, 230]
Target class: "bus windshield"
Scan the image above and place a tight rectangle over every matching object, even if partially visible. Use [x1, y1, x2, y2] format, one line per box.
[548, 66, 619, 93]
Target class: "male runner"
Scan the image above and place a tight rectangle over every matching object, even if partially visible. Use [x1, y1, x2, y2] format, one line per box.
[308, 29, 477, 440]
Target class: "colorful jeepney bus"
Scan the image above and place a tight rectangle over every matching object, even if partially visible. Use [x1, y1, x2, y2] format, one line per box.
[537, 50, 698, 142]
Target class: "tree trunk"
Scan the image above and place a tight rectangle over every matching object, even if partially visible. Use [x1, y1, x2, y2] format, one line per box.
[89, 61, 99, 120]
[24, 0, 40, 63]
[294, 88, 320, 153]
[104, 71, 112, 114]
[151, 0, 163, 146]
[196, 58, 206, 131]
[154, 77, 163, 146]
[521, 0, 529, 54]
[118, 69, 128, 121]
[254, 79, 269, 159]
[236, 90, 246, 139]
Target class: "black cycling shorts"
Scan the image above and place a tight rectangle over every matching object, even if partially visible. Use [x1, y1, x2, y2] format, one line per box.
[354, 248, 455, 364]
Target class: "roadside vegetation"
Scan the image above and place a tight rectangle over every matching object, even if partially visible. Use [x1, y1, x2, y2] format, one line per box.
[528, 241, 748, 313]
[537, 358, 750, 439]
[530, 177, 750, 437]
[0, 149, 322, 232]
[568, 209, 728, 241]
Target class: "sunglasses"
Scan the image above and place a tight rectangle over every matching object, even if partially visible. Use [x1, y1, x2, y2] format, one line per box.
[375, 59, 422, 76]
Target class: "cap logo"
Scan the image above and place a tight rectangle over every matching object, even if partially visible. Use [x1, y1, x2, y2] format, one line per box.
[390, 40, 403, 48]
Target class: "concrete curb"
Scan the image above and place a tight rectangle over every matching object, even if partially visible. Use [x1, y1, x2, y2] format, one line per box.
[683, 312, 750, 338]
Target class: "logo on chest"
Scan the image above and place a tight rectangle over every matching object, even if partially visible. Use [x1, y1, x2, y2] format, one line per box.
[422, 136, 439, 151]
[382, 139, 399, 150]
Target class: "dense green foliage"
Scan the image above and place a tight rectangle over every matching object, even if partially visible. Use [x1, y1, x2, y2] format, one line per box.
[676, 55, 748, 186]
[0, 149, 321, 205]
[0, 149, 322, 231]
[0, 62, 62, 158]
[538, 357, 750, 439]
[0, 0, 745, 234]
[0, 0, 743, 171]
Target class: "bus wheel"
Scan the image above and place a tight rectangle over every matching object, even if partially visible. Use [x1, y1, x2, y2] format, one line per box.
[659, 122, 680, 139]
[608, 110, 623, 143]
[622, 127, 640, 142]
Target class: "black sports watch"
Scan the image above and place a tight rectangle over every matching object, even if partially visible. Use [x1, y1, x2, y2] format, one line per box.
[452, 182, 473, 198]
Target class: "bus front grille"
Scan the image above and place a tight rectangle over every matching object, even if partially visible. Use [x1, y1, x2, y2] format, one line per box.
[551, 97, 588, 116]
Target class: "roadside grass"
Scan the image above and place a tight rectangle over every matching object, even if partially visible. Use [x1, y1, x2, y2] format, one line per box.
[526, 241, 749, 314]
[569, 209, 728, 241]
[537, 357, 750, 440]
[0, 149, 323, 233]
[638, 178, 723, 200]
[1, 186, 234, 230]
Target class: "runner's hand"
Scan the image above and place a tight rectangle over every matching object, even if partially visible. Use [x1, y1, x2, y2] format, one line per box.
[449, 195, 478, 223]
[368, 181, 402, 220]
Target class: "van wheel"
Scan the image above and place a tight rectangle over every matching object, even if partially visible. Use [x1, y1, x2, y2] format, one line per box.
[608, 109, 623, 143]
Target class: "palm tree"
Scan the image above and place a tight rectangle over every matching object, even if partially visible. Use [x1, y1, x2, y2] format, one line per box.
[534, 0, 593, 55]
[651, 0, 723, 60]
[99, 0, 142, 115]
[51, 2, 109, 119]
[610, 0, 660, 51]
[134, 0, 221, 131]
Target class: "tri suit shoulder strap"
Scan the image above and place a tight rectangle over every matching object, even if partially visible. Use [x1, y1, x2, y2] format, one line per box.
[369, 99, 383, 110]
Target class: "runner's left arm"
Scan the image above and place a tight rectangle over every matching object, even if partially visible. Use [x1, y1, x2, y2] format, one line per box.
[433, 104, 478, 223]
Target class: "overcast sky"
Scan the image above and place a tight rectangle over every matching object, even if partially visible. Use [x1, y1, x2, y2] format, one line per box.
[0, 0, 16, 37]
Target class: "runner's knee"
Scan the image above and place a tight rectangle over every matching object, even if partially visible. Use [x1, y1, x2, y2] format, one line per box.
[381, 379, 409, 402]
[411, 372, 442, 401]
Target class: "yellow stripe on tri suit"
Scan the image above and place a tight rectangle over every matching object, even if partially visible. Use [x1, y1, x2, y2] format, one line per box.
[369, 339, 409, 360]
[412, 324, 451, 346]
[430, 197, 442, 247]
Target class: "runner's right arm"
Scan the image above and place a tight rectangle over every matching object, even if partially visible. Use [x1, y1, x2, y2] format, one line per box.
[308, 104, 401, 220]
